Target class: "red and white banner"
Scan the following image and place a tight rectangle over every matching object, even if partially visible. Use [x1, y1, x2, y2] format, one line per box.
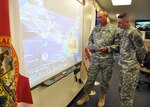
[0, 0, 33, 107]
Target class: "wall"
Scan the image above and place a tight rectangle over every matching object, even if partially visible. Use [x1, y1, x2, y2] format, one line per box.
[144, 40, 150, 51]
[82, 0, 102, 69]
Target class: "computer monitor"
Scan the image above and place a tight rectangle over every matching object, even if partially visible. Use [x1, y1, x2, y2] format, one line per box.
[135, 20, 150, 31]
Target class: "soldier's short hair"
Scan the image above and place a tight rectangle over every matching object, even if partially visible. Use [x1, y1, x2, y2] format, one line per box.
[118, 12, 129, 19]
[98, 10, 108, 17]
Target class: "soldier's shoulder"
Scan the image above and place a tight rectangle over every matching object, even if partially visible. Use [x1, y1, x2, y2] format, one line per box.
[130, 27, 142, 37]
[109, 24, 119, 35]
[93, 25, 101, 32]
[128, 27, 143, 43]
[109, 23, 117, 29]
[93, 25, 99, 29]
[130, 26, 141, 34]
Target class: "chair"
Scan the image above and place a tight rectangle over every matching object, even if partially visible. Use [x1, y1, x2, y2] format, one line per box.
[137, 52, 150, 89]
[137, 67, 150, 89]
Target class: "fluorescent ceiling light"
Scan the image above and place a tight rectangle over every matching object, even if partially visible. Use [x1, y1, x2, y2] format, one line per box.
[111, 0, 132, 6]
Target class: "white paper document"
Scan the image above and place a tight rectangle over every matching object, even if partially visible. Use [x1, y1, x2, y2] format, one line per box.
[88, 44, 99, 50]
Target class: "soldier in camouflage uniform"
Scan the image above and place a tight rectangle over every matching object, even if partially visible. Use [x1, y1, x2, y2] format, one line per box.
[76, 10, 120, 107]
[117, 12, 146, 107]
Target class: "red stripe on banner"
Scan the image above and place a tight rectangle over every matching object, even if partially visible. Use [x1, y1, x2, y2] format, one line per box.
[85, 48, 91, 62]
[0, 0, 10, 36]
[17, 74, 33, 104]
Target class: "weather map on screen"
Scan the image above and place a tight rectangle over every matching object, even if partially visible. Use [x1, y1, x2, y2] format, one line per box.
[19, 0, 83, 87]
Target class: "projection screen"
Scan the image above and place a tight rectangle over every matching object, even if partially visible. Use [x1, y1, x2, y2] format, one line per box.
[18, 0, 83, 87]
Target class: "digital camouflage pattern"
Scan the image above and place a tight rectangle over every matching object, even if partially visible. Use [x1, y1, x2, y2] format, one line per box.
[88, 23, 120, 56]
[119, 26, 146, 70]
[83, 23, 120, 94]
[118, 26, 146, 107]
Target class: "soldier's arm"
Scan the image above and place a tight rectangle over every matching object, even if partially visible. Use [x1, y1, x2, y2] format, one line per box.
[87, 28, 96, 53]
[107, 29, 121, 53]
[88, 29, 94, 47]
[130, 30, 146, 64]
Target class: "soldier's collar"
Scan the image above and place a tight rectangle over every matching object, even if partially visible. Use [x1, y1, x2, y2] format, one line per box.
[99, 22, 110, 28]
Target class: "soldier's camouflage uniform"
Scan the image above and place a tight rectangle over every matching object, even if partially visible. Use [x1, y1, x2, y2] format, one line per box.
[83, 23, 120, 95]
[118, 26, 146, 107]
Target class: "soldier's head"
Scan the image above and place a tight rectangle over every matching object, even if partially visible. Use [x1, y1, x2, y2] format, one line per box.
[117, 12, 130, 29]
[97, 10, 108, 26]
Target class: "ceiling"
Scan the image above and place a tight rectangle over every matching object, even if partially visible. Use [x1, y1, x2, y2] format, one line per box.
[97, 0, 150, 22]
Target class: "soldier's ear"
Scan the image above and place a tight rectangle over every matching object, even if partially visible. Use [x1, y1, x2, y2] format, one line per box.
[126, 20, 130, 24]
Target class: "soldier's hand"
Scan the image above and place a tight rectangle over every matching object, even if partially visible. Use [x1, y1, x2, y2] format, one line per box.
[140, 63, 144, 67]
[99, 47, 108, 52]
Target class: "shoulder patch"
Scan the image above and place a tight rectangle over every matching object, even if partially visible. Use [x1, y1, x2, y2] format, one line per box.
[135, 37, 144, 47]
